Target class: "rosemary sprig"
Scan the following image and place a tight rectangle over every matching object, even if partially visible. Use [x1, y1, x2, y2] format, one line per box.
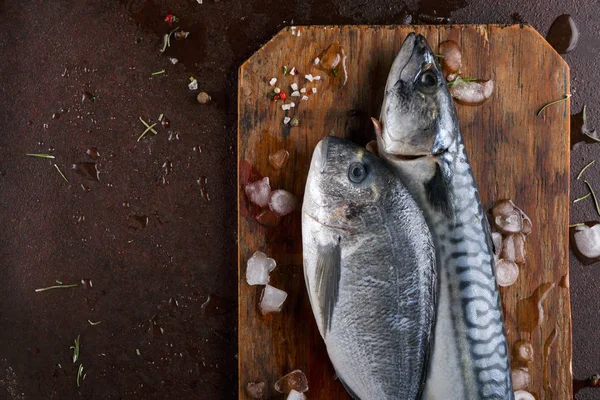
[574, 193, 591, 203]
[447, 77, 477, 87]
[35, 283, 78, 292]
[160, 27, 180, 53]
[76, 364, 84, 387]
[577, 160, 595, 180]
[537, 94, 571, 116]
[70, 335, 80, 363]
[137, 123, 157, 142]
[584, 180, 600, 216]
[26, 153, 55, 159]
[54, 164, 69, 182]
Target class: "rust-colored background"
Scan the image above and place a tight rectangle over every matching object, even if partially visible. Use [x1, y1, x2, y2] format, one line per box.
[0, 1, 597, 399]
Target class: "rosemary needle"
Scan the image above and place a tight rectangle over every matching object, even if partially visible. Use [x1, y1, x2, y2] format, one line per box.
[537, 94, 571, 116]
[577, 160, 595, 180]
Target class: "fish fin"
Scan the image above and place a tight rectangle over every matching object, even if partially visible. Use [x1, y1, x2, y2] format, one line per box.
[424, 163, 453, 219]
[335, 370, 362, 400]
[315, 241, 342, 334]
[371, 117, 383, 140]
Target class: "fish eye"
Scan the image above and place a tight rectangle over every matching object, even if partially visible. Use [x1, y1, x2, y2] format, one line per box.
[418, 70, 438, 93]
[348, 162, 367, 183]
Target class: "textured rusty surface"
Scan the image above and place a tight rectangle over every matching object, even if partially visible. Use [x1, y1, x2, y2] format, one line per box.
[0, 0, 598, 399]
[238, 25, 571, 399]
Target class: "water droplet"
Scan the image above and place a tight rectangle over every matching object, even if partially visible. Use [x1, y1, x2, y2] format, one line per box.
[559, 274, 569, 289]
[48, 147, 55, 153]
[86, 147, 100, 160]
[161, 118, 171, 128]
[546, 14, 579, 54]
[122, 202, 130, 208]
[150, 316, 164, 337]
[28, 120, 34, 126]
[129, 215, 148, 229]
[52, 113, 61, 120]
[201, 294, 235, 316]
[516, 282, 555, 333]
[197, 176, 210, 202]
[315, 43, 348, 86]
[81, 184, 90, 193]
[72, 162, 100, 181]
[81, 279, 93, 289]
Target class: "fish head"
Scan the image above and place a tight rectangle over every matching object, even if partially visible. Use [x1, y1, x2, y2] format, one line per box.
[303, 136, 391, 230]
[378, 33, 457, 158]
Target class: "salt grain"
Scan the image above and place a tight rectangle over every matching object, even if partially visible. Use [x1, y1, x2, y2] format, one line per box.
[304, 74, 314, 82]
[269, 78, 277, 86]
[260, 285, 288, 314]
[312, 88, 317, 94]
[313, 76, 321, 81]
[300, 88, 306, 93]
[188, 79, 198, 91]
[290, 67, 296, 75]
[283, 117, 291, 124]
[289, 102, 295, 108]
[301, 95, 309, 101]
[291, 83, 298, 91]
[291, 91, 301, 97]
[314, 57, 320, 65]
[281, 104, 291, 111]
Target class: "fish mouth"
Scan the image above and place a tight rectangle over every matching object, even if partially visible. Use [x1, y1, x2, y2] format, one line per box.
[304, 212, 351, 233]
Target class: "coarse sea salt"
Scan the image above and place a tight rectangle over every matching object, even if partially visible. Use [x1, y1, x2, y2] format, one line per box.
[291, 83, 298, 91]
[289, 67, 296, 75]
[269, 78, 277, 86]
[304, 74, 314, 82]
[312, 87, 317, 94]
[283, 117, 291, 124]
[301, 95, 308, 101]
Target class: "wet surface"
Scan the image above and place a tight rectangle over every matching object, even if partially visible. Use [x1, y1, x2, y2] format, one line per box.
[1, 0, 600, 399]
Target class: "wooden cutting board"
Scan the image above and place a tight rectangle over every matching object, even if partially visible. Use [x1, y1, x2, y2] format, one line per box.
[238, 25, 571, 399]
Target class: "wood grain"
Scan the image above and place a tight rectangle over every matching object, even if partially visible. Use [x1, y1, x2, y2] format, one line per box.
[238, 25, 571, 399]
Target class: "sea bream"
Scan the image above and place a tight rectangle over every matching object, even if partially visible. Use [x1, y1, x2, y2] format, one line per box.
[374, 33, 514, 399]
[302, 136, 436, 400]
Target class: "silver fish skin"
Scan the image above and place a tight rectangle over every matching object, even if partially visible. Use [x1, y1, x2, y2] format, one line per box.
[375, 33, 514, 400]
[302, 136, 436, 400]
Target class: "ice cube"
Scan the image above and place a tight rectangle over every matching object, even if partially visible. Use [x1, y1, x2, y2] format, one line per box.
[275, 370, 309, 393]
[260, 285, 288, 314]
[269, 190, 298, 216]
[245, 177, 271, 207]
[269, 149, 290, 170]
[246, 381, 266, 399]
[287, 389, 306, 400]
[246, 251, 276, 286]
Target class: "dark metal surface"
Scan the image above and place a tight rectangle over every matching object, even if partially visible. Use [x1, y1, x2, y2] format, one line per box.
[0, 0, 597, 399]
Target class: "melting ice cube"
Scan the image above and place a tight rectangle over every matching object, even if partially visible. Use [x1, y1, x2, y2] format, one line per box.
[260, 285, 288, 314]
[274, 369, 308, 393]
[269, 190, 298, 216]
[246, 251, 276, 286]
[246, 382, 266, 399]
[245, 177, 271, 207]
[287, 389, 307, 400]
